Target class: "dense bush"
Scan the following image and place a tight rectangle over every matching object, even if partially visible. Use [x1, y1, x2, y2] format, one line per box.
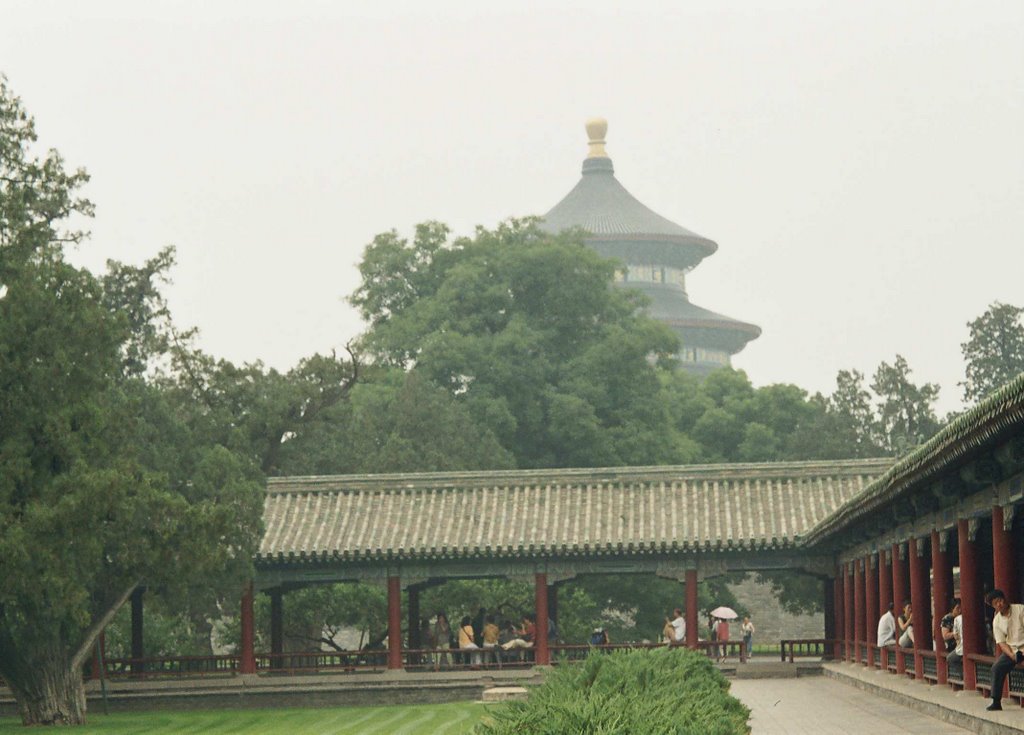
[475, 647, 750, 735]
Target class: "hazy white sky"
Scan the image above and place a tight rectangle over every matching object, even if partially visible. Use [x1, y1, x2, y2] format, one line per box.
[4, 0, 1022, 415]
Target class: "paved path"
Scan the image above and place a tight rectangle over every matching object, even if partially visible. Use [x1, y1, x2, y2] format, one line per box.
[729, 677, 972, 734]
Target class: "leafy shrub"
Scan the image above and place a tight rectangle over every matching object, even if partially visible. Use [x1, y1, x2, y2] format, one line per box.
[475, 647, 749, 735]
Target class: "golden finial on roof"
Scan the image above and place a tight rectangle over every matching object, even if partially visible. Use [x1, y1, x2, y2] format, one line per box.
[585, 117, 609, 159]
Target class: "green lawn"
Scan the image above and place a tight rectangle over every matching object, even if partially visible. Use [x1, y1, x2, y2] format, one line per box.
[0, 702, 489, 734]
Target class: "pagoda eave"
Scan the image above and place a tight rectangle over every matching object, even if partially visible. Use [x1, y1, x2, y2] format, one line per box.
[584, 233, 717, 271]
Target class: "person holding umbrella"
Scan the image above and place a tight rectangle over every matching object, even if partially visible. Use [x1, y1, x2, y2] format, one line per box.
[710, 606, 738, 663]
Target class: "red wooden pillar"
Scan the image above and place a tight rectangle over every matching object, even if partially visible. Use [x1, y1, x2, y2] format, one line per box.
[992, 506, 1018, 601]
[914, 541, 933, 653]
[908, 537, 930, 680]
[931, 530, 952, 685]
[878, 549, 892, 617]
[91, 631, 106, 681]
[844, 562, 854, 662]
[270, 588, 283, 670]
[865, 554, 878, 667]
[833, 567, 844, 660]
[387, 575, 402, 670]
[853, 559, 864, 663]
[535, 573, 550, 665]
[407, 586, 420, 655]
[958, 519, 981, 691]
[549, 584, 559, 635]
[130, 586, 145, 676]
[685, 568, 698, 649]
[240, 582, 256, 674]
[892, 543, 907, 675]
[824, 577, 836, 643]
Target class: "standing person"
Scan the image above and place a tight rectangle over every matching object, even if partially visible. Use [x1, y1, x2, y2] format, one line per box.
[741, 616, 755, 659]
[459, 615, 482, 666]
[419, 618, 435, 667]
[670, 608, 686, 645]
[433, 612, 452, 671]
[472, 606, 487, 647]
[708, 614, 718, 659]
[983, 589, 1024, 711]
[897, 601, 914, 648]
[877, 602, 897, 646]
[717, 617, 731, 663]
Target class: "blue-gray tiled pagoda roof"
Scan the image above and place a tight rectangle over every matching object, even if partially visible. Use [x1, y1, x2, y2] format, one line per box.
[642, 283, 761, 351]
[540, 156, 718, 270]
[538, 119, 760, 362]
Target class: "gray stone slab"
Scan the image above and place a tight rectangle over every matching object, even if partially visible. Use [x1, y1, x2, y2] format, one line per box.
[729, 677, 976, 734]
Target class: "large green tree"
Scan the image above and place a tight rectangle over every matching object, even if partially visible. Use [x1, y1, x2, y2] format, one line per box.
[351, 219, 683, 469]
[0, 80, 264, 725]
[275, 368, 514, 476]
[870, 355, 941, 454]
[961, 302, 1024, 404]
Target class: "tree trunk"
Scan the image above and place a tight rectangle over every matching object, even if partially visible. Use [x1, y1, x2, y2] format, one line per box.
[5, 642, 87, 726]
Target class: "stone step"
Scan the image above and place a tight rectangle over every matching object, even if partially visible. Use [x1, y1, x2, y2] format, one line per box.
[481, 686, 529, 702]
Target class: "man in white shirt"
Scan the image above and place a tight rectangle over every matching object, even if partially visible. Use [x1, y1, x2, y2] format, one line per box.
[877, 602, 897, 647]
[984, 589, 1024, 711]
[671, 608, 686, 644]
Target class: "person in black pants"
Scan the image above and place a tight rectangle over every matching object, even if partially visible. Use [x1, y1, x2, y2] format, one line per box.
[984, 589, 1024, 712]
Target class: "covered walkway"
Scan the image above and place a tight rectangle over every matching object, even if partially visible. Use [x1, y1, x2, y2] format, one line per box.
[108, 375, 1024, 718]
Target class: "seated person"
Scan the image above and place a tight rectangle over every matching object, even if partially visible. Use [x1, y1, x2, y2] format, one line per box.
[940, 598, 960, 655]
[984, 589, 1024, 712]
[877, 602, 897, 647]
[482, 615, 500, 663]
[501, 614, 536, 650]
[897, 601, 914, 648]
[458, 615, 482, 666]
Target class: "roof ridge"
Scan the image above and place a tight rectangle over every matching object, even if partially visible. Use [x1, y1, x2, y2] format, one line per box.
[266, 457, 894, 494]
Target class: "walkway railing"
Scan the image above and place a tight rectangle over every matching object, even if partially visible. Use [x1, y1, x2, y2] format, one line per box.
[968, 654, 1024, 702]
[779, 638, 834, 662]
[101, 654, 239, 678]
[259, 651, 388, 673]
[89, 640, 752, 681]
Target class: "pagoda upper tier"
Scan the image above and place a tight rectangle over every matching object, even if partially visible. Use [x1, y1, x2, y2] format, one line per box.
[539, 118, 760, 374]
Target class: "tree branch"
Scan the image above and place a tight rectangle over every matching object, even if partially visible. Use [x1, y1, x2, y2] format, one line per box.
[70, 581, 140, 673]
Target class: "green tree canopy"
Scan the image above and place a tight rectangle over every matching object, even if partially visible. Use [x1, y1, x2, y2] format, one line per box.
[961, 301, 1024, 404]
[870, 355, 941, 454]
[275, 368, 514, 475]
[351, 219, 682, 468]
[0, 79, 264, 726]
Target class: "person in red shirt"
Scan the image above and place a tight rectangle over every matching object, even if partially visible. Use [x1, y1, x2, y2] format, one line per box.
[716, 618, 730, 662]
[501, 614, 536, 650]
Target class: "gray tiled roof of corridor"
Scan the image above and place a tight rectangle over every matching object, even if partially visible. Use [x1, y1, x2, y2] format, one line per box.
[259, 459, 892, 564]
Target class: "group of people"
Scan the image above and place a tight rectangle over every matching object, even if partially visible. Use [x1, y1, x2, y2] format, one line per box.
[422, 609, 539, 669]
[876, 589, 1024, 712]
[876, 600, 915, 649]
[660, 609, 756, 661]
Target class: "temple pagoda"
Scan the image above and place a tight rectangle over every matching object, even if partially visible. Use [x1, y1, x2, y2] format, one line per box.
[540, 118, 760, 374]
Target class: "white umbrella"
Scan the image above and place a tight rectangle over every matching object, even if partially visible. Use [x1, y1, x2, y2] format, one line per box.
[710, 606, 738, 620]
